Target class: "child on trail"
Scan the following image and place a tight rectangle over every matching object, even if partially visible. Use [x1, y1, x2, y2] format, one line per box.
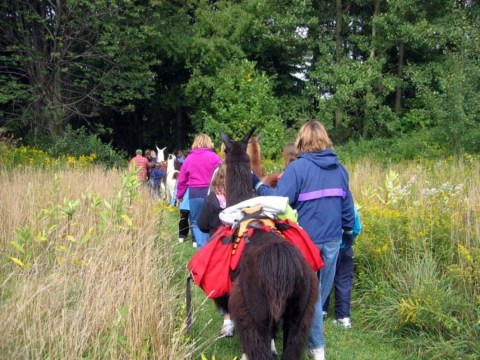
[260, 143, 297, 188]
[323, 207, 362, 329]
[172, 183, 194, 246]
[277, 142, 297, 181]
[198, 163, 226, 237]
[197, 163, 234, 337]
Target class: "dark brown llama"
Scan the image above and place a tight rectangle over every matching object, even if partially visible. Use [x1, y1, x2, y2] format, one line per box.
[221, 128, 318, 360]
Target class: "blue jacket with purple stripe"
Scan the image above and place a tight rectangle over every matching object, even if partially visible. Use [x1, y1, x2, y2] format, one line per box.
[256, 149, 355, 245]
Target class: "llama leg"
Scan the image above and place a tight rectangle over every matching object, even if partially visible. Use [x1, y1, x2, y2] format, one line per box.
[239, 327, 275, 360]
[281, 309, 307, 360]
[230, 284, 275, 360]
[282, 277, 318, 360]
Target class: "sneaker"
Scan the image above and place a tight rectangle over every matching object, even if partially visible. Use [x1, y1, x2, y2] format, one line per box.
[333, 317, 352, 329]
[309, 347, 325, 360]
[322, 311, 327, 319]
[178, 237, 185, 243]
[192, 242, 197, 248]
[221, 320, 234, 337]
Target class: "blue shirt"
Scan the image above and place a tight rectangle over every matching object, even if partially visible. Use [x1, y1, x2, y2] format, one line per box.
[151, 168, 166, 187]
[257, 149, 355, 244]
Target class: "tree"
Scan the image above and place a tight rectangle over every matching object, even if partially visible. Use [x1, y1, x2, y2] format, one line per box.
[185, 0, 315, 135]
[0, 0, 157, 139]
[201, 60, 284, 158]
[406, 1, 480, 154]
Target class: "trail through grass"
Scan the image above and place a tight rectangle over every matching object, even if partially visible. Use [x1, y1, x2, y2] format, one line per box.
[163, 207, 420, 360]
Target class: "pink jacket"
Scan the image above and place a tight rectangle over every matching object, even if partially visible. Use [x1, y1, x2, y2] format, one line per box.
[176, 148, 222, 199]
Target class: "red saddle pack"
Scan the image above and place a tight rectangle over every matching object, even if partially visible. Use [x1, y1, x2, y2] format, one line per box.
[187, 218, 324, 299]
[266, 218, 325, 272]
[187, 225, 244, 299]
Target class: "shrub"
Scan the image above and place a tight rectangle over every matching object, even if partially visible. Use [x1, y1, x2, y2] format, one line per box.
[337, 129, 446, 164]
[34, 126, 127, 168]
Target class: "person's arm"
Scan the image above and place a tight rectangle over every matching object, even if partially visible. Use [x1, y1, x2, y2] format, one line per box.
[255, 162, 301, 205]
[176, 159, 190, 200]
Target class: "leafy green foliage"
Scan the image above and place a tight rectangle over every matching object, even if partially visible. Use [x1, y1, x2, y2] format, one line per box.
[0, 0, 157, 136]
[199, 60, 284, 158]
[1, 0, 479, 162]
[35, 126, 127, 168]
[337, 129, 445, 164]
[185, 0, 315, 144]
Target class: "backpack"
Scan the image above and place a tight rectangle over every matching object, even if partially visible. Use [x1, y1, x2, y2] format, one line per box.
[187, 224, 244, 299]
[187, 217, 323, 299]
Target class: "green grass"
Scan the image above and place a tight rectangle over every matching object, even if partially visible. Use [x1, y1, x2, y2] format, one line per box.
[163, 207, 420, 360]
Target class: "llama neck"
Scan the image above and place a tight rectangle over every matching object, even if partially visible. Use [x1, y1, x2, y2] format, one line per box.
[247, 138, 263, 178]
[225, 141, 254, 207]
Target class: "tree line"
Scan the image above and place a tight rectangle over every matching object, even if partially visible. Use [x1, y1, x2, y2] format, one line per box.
[1, 0, 479, 158]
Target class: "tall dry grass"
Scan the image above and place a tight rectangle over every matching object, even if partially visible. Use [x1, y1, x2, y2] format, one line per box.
[0, 167, 193, 359]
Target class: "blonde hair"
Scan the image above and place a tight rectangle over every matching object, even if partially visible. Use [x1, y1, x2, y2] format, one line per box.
[283, 143, 297, 166]
[295, 120, 332, 153]
[191, 133, 214, 149]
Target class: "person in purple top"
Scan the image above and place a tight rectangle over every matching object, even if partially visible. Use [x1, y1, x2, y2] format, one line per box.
[253, 120, 355, 360]
[176, 133, 222, 249]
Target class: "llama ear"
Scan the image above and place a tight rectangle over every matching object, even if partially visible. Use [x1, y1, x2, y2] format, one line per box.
[242, 127, 256, 145]
[220, 131, 231, 148]
[256, 131, 263, 142]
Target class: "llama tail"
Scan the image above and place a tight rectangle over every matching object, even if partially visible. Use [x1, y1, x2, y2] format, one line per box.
[251, 239, 310, 321]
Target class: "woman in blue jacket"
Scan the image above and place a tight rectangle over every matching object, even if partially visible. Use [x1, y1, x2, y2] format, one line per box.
[254, 120, 355, 360]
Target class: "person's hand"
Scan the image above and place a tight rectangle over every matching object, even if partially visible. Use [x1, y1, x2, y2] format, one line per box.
[176, 198, 182, 207]
[342, 230, 354, 248]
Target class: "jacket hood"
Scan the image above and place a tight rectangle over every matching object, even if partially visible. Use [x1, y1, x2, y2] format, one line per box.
[298, 149, 339, 170]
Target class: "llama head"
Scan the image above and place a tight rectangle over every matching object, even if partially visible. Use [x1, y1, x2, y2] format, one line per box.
[156, 146, 167, 162]
[221, 127, 256, 206]
[166, 154, 177, 173]
[220, 127, 255, 164]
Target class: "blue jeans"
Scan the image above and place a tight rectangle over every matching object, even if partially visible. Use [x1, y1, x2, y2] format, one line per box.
[188, 196, 209, 249]
[309, 238, 341, 350]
